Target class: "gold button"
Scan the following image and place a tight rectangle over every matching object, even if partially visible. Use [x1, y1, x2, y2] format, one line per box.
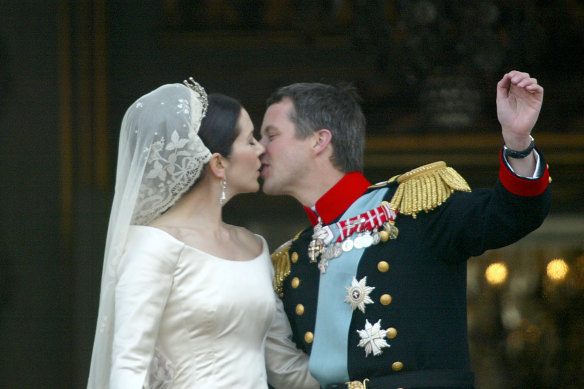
[392, 361, 403, 371]
[386, 327, 397, 339]
[379, 231, 389, 242]
[291, 277, 300, 288]
[549, 177, 552, 184]
[295, 304, 305, 315]
[380, 294, 392, 305]
[304, 331, 314, 343]
[377, 261, 390, 272]
[291, 252, 299, 263]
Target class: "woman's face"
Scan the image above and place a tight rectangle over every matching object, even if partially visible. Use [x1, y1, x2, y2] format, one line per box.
[224, 108, 265, 195]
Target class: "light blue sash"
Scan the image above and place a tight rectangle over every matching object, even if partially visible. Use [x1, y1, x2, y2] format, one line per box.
[309, 188, 389, 387]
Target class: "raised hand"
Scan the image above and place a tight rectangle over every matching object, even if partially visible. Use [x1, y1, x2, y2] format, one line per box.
[496, 70, 544, 151]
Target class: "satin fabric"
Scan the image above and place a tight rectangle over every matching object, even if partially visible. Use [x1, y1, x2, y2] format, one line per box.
[110, 226, 318, 389]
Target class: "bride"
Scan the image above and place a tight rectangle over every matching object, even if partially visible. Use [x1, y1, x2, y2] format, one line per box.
[87, 79, 318, 389]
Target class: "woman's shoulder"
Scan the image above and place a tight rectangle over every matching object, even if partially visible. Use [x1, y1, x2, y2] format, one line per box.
[126, 225, 186, 251]
[229, 225, 266, 252]
[118, 226, 184, 272]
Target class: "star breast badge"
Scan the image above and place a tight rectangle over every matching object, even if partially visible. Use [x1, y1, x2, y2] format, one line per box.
[345, 277, 374, 313]
[357, 319, 390, 357]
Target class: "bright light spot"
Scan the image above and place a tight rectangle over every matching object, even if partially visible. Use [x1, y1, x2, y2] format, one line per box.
[546, 258, 569, 281]
[485, 262, 508, 285]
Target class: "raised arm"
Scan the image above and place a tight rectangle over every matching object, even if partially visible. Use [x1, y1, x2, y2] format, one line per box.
[496, 70, 544, 177]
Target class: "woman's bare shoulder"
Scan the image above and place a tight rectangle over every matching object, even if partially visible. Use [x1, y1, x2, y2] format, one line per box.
[230, 225, 264, 251]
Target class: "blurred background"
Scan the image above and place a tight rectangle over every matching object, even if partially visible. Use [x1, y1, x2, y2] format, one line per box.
[0, 1, 582, 387]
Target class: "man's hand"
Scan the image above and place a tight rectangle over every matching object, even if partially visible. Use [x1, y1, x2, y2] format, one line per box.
[496, 70, 544, 151]
[496, 70, 543, 176]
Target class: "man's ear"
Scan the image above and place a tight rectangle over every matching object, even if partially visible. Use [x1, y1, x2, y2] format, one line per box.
[313, 129, 332, 155]
[208, 152, 227, 179]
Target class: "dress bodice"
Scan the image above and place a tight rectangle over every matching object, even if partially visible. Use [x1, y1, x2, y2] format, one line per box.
[109, 226, 284, 388]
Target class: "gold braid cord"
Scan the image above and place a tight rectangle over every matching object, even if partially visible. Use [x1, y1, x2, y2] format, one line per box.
[271, 240, 292, 297]
[389, 161, 471, 218]
[271, 230, 304, 297]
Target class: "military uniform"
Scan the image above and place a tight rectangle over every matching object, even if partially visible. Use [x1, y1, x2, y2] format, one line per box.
[272, 151, 551, 389]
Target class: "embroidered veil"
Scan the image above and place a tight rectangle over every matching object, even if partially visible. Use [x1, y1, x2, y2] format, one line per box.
[87, 80, 211, 388]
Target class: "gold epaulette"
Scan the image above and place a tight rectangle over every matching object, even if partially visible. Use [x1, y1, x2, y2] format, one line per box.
[271, 230, 303, 297]
[388, 161, 471, 218]
[271, 241, 292, 297]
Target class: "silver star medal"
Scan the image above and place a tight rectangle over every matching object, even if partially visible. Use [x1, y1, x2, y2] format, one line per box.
[357, 319, 390, 357]
[345, 277, 375, 313]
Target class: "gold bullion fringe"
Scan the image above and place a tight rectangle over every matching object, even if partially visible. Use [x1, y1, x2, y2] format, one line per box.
[389, 161, 471, 218]
[271, 240, 292, 297]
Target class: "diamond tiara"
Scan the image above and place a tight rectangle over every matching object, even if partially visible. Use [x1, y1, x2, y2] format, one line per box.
[183, 77, 208, 118]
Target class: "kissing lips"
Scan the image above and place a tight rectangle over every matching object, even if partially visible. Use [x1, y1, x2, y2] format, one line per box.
[260, 163, 269, 178]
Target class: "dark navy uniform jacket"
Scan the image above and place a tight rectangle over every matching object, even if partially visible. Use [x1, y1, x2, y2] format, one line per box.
[273, 151, 551, 389]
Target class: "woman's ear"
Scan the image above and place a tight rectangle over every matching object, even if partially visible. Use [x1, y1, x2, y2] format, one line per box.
[208, 152, 227, 179]
[313, 129, 332, 155]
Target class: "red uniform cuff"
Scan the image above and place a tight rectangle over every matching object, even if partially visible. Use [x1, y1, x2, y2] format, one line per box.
[499, 149, 550, 197]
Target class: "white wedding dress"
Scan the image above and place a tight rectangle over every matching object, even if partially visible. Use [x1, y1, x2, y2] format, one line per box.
[110, 225, 316, 389]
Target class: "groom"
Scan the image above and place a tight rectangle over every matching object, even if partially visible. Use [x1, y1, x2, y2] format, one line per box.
[259, 71, 551, 389]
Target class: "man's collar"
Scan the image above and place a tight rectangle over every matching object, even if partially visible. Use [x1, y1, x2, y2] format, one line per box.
[303, 172, 371, 226]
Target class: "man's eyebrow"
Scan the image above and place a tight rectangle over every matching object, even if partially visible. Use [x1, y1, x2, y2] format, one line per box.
[261, 125, 277, 135]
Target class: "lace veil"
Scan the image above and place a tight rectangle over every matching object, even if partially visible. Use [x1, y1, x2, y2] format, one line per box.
[87, 80, 211, 388]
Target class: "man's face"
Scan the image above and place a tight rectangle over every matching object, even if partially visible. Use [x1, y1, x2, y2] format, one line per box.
[259, 98, 312, 196]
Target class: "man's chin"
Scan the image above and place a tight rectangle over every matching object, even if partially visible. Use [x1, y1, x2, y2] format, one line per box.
[260, 181, 278, 195]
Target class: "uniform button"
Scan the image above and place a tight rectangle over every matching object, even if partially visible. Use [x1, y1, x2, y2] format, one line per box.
[379, 231, 389, 243]
[304, 331, 314, 343]
[291, 252, 299, 263]
[291, 277, 300, 288]
[549, 177, 552, 184]
[380, 294, 392, 305]
[377, 261, 390, 272]
[295, 304, 305, 315]
[386, 327, 397, 339]
[392, 361, 403, 371]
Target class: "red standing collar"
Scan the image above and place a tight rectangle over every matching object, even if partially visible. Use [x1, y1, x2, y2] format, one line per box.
[303, 172, 371, 226]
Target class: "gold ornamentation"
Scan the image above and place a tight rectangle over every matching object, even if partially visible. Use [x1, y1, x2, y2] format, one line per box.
[271, 241, 292, 297]
[271, 231, 303, 297]
[379, 230, 389, 242]
[346, 378, 370, 389]
[389, 161, 471, 218]
[380, 294, 392, 305]
[377, 261, 390, 272]
[295, 304, 305, 315]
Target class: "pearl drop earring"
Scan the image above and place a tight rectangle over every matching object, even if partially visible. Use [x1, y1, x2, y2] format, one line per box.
[219, 179, 227, 206]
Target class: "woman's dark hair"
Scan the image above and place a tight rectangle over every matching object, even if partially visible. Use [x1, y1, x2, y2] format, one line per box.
[198, 93, 242, 158]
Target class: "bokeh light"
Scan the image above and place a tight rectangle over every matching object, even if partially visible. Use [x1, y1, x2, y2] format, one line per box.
[546, 258, 569, 282]
[485, 262, 508, 285]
